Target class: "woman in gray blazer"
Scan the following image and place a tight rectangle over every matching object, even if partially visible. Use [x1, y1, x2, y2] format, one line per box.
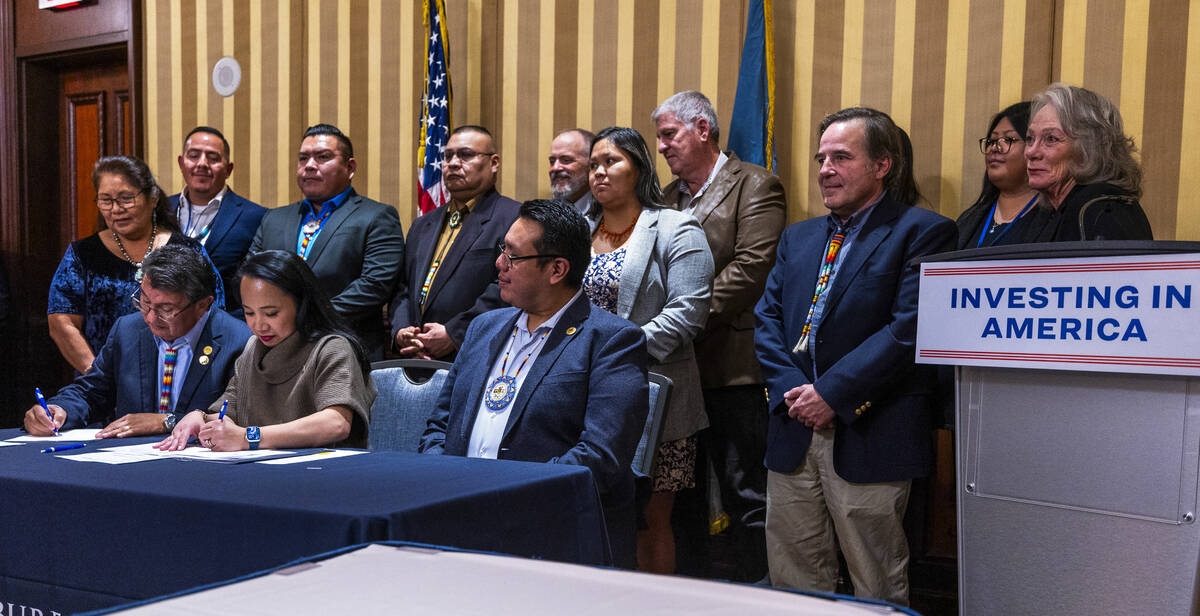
[582, 126, 714, 574]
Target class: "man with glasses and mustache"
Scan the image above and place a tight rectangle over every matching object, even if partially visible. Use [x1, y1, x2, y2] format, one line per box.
[24, 245, 250, 437]
[391, 125, 520, 361]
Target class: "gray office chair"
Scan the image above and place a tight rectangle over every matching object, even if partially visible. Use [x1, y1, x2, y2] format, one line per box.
[368, 358, 452, 452]
[633, 372, 673, 479]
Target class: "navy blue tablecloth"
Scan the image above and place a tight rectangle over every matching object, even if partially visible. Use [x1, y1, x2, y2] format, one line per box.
[0, 430, 608, 613]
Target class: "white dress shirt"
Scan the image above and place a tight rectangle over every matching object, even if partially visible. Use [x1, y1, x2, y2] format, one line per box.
[467, 290, 582, 459]
[678, 151, 729, 216]
[178, 186, 228, 245]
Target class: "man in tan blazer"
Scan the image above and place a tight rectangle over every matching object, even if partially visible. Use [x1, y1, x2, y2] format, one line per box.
[654, 90, 786, 582]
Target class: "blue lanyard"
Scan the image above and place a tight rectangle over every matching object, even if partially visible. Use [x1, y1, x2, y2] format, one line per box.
[183, 201, 215, 242]
[976, 195, 1037, 248]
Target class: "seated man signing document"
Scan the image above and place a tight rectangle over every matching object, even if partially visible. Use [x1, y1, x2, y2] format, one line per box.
[25, 245, 250, 437]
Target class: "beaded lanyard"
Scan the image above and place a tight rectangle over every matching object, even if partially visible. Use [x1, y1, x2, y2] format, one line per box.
[484, 326, 550, 411]
[795, 225, 846, 353]
[157, 347, 178, 413]
[298, 206, 335, 260]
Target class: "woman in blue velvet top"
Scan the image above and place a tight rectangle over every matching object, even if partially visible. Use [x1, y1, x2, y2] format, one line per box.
[48, 156, 223, 373]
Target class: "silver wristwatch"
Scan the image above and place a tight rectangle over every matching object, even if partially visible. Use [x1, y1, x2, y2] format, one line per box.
[162, 413, 177, 431]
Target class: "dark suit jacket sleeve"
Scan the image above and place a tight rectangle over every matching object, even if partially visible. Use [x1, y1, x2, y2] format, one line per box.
[248, 211, 268, 254]
[551, 322, 649, 495]
[443, 281, 503, 348]
[420, 313, 487, 454]
[440, 196, 519, 347]
[49, 320, 125, 429]
[708, 171, 786, 328]
[754, 228, 812, 415]
[813, 216, 956, 424]
[388, 236, 417, 339]
[329, 204, 406, 323]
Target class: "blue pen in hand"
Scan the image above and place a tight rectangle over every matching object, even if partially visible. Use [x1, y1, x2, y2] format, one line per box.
[217, 400, 228, 421]
[42, 443, 85, 454]
[34, 388, 58, 436]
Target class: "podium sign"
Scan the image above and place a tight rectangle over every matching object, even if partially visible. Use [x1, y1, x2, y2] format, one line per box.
[916, 253, 1200, 376]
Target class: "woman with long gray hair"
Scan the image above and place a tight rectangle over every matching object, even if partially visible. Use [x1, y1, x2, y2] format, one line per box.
[1019, 83, 1153, 241]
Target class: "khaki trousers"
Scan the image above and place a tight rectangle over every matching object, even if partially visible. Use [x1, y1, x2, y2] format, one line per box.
[765, 428, 911, 605]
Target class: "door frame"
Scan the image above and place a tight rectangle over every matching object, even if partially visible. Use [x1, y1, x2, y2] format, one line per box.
[0, 1, 143, 427]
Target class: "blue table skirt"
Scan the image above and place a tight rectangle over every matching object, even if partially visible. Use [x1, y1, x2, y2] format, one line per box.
[0, 430, 608, 613]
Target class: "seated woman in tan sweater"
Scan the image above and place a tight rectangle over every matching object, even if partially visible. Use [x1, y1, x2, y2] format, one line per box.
[157, 250, 375, 451]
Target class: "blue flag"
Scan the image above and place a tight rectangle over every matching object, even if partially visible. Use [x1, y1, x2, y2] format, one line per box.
[727, 0, 775, 172]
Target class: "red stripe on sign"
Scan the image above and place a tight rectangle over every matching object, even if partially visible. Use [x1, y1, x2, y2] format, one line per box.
[923, 260, 1200, 276]
[919, 349, 1200, 368]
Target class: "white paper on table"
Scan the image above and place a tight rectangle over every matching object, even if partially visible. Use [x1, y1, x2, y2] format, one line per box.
[257, 450, 366, 465]
[0, 441, 24, 447]
[100, 442, 298, 463]
[59, 451, 163, 464]
[7, 429, 102, 442]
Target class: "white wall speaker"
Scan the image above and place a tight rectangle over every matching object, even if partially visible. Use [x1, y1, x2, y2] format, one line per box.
[212, 56, 242, 98]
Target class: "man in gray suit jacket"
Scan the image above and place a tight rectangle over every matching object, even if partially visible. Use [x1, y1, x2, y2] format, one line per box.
[655, 90, 786, 582]
[250, 124, 404, 357]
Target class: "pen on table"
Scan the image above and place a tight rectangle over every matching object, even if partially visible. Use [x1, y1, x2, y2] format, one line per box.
[34, 387, 58, 436]
[217, 400, 228, 421]
[41, 443, 85, 454]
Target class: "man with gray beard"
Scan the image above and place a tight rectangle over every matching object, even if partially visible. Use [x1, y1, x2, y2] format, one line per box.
[547, 128, 594, 214]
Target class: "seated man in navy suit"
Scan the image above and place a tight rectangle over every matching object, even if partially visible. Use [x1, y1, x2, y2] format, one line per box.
[421, 199, 649, 568]
[169, 126, 267, 314]
[24, 244, 251, 437]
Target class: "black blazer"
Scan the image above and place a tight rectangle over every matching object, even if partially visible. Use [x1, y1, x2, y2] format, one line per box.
[390, 188, 520, 354]
[170, 188, 267, 313]
[1015, 182, 1153, 242]
[250, 188, 405, 354]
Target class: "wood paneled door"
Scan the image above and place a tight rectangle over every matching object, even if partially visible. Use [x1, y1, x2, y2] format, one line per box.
[59, 60, 131, 242]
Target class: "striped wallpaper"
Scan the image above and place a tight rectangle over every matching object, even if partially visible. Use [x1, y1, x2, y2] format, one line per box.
[144, 0, 1200, 240]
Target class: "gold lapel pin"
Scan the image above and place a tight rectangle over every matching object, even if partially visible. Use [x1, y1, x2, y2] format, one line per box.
[202, 345, 213, 355]
[565, 327, 577, 335]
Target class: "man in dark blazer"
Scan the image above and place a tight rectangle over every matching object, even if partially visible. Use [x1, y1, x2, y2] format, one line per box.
[24, 245, 251, 436]
[169, 126, 267, 314]
[250, 124, 404, 357]
[656, 90, 786, 582]
[421, 199, 649, 568]
[754, 108, 956, 604]
[392, 125, 519, 361]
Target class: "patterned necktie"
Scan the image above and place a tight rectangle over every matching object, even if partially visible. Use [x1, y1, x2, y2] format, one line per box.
[795, 225, 846, 353]
[158, 347, 178, 414]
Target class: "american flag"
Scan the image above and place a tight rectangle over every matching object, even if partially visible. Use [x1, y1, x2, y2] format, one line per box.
[417, 0, 452, 214]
